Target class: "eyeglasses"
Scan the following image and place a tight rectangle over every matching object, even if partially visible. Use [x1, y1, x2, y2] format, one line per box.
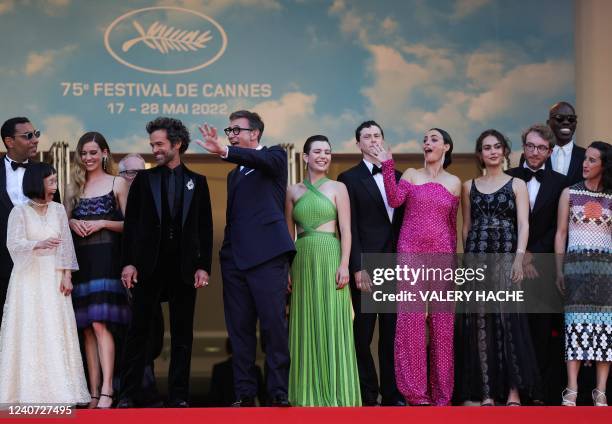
[224, 127, 252, 137]
[119, 170, 140, 178]
[550, 114, 577, 124]
[524, 143, 550, 154]
[13, 129, 41, 140]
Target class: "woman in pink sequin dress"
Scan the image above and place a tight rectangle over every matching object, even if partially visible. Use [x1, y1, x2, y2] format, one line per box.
[372, 128, 461, 406]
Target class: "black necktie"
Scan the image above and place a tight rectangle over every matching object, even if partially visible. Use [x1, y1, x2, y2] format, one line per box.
[371, 165, 382, 176]
[522, 168, 544, 183]
[167, 169, 176, 217]
[10, 161, 28, 171]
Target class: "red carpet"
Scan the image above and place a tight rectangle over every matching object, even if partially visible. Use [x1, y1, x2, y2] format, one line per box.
[2, 407, 610, 423]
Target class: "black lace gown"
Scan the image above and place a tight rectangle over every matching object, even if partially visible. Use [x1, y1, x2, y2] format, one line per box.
[454, 179, 539, 403]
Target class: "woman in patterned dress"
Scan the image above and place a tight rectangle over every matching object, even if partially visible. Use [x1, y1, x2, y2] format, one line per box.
[66, 132, 130, 408]
[555, 141, 611, 407]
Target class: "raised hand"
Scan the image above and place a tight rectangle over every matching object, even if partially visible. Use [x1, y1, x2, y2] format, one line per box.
[196, 123, 226, 155]
[371, 144, 392, 162]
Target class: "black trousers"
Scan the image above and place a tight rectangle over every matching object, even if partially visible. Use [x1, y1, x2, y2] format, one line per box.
[350, 284, 402, 404]
[120, 257, 196, 402]
[221, 252, 290, 400]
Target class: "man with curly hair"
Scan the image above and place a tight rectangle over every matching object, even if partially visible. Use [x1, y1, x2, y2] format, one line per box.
[118, 117, 213, 408]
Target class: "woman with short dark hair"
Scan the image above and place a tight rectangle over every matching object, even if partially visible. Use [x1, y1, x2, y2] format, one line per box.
[0, 163, 89, 405]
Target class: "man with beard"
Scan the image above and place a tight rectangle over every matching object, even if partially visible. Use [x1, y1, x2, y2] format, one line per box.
[506, 123, 567, 404]
[118, 117, 213, 408]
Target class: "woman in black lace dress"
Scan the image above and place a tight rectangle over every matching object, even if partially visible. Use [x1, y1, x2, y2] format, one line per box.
[66, 132, 130, 408]
[455, 129, 538, 406]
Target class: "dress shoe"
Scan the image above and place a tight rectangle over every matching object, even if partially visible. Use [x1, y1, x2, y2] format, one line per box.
[363, 399, 380, 406]
[116, 398, 136, 408]
[271, 395, 291, 407]
[165, 399, 189, 408]
[232, 397, 256, 407]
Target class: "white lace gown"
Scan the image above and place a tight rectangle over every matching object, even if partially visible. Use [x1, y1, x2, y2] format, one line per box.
[0, 202, 90, 405]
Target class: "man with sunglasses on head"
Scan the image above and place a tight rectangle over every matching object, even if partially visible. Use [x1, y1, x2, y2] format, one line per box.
[197, 110, 295, 407]
[0, 117, 53, 324]
[547, 101, 585, 185]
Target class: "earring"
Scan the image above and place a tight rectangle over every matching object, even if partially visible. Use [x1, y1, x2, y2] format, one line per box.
[102, 156, 107, 171]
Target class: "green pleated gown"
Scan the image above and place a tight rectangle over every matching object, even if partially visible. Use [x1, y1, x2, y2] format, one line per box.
[288, 178, 361, 407]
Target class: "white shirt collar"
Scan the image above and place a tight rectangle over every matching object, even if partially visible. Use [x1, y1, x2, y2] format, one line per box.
[522, 161, 546, 172]
[362, 159, 380, 172]
[5, 154, 29, 165]
[554, 140, 574, 154]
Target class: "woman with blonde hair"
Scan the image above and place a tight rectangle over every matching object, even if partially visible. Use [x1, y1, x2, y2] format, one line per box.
[66, 131, 130, 408]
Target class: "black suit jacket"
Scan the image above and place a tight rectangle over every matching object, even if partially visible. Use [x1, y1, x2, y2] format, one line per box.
[121, 164, 213, 285]
[506, 166, 566, 253]
[221, 145, 295, 270]
[520, 144, 585, 187]
[0, 156, 60, 281]
[337, 161, 405, 275]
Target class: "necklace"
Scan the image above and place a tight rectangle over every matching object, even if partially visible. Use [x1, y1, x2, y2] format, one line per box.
[28, 199, 49, 208]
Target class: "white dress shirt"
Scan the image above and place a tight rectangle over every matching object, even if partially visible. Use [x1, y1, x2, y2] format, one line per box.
[523, 162, 545, 210]
[363, 159, 394, 222]
[4, 155, 29, 206]
[551, 140, 574, 176]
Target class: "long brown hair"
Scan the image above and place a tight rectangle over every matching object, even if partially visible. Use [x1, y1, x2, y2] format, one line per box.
[67, 131, 117, 210]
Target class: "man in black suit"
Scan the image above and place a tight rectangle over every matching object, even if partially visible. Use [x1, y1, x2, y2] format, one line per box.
[337, 121, 405, 406]
[547, 101, 585, 186]
[118, 117, 213, 408]
[0, 117, 50, 324]
[506, 123, 566, 404]
[197, 110, 295, 407]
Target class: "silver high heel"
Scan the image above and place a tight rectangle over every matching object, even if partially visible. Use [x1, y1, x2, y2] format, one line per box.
[561, 387, 577, 406]
[592, 389, 607, 407]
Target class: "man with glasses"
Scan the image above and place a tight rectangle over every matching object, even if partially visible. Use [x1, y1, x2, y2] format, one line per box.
[547, 101, 585, 185]
[0, 117, 45, 323]
[507, 123, 566, 404]
[196, 110, 295, 407]
[118, 153, 146, 185]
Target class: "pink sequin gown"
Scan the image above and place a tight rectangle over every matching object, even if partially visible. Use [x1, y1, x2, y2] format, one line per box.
[381, 159, 459, 406]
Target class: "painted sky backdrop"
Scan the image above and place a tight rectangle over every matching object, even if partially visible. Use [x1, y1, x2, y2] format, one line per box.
[0, 0, 574, 154]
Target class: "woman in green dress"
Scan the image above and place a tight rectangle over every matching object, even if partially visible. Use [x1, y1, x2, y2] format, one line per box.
[285, 135, 361, 406]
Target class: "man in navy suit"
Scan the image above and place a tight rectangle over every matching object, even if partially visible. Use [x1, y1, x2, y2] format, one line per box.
[197, 110, 295, 407]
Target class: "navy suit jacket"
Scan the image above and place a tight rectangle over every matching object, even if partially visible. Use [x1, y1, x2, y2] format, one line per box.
[221, 145, 295, 270]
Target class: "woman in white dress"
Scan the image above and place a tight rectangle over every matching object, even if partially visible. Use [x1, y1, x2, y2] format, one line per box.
[0, 162, 89, 405]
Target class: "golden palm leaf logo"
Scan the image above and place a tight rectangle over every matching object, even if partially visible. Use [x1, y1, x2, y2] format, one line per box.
[122, 21, 213, 54]
[104, 6, 228, 75]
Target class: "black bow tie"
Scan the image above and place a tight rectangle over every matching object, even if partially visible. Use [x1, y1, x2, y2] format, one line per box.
[10, 161, 28, 171]
[522, 168, 544, 183]
[371, 165, 382, 176]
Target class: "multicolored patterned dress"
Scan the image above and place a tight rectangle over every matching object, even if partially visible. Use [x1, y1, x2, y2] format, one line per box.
[563, 182, 612, 361]
[71, 185, 130, 331]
